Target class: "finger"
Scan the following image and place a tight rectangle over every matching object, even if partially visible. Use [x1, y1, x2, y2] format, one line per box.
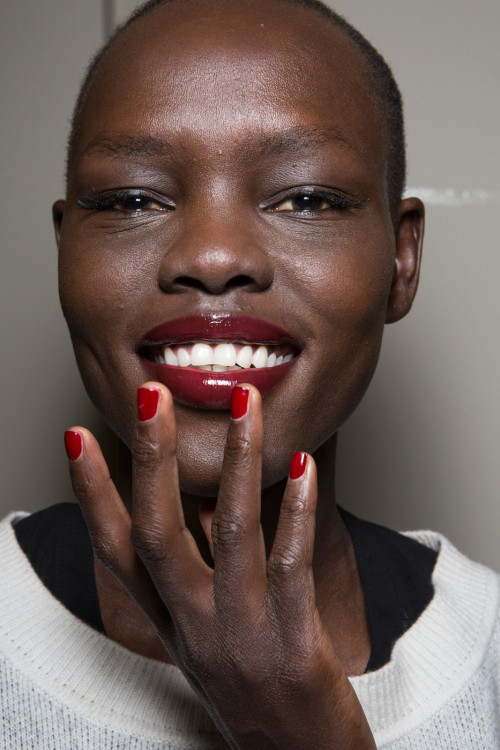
[267, 452, 317, 614]
[211, 384, 267, 610]
[64, 427, 175, 639]
[131, 383, 212, 609]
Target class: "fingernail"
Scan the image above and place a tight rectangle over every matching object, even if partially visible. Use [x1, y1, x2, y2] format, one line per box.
[289, 451, 307, 480]
[231, 386, 249, 419]
[64, 430, 83, 462]
[137, 386, 160, 421]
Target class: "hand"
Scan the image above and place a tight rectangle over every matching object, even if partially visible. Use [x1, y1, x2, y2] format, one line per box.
[66, 383, 376, 750]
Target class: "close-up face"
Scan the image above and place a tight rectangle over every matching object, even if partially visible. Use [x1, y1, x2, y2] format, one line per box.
[56, 0, 420, 496]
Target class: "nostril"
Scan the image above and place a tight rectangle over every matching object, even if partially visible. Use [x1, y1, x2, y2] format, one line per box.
[174, 276, 208, 291]
[171, 274, 260, 294]
[225, 275, 255, 291]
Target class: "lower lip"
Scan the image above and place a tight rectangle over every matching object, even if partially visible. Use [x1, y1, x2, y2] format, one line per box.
[141, 358, 296, 409]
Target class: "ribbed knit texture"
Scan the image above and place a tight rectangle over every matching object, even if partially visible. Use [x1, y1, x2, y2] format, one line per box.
[1, 514, 499, 748]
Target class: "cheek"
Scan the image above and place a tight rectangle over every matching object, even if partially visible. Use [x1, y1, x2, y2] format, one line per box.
[58, 237, 148, 439]
[260, 237, 394, 470]
[59, 233, 145, 335]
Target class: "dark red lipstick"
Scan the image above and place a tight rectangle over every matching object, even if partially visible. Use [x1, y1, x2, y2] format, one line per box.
[142, 314, 297, 346]
[140, 314, 299, 409]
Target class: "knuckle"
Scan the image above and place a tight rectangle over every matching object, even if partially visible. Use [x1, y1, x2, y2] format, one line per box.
[132, 434, 162, 467]
[268, 543, 303, 577]
[223, 433, 253, 465]
[70, 470, 97, 502]
[70, 459, 114, 505]
[130, 522, 169, 566]
[283, 489, 309, 517]
[211, 512, 245, 548]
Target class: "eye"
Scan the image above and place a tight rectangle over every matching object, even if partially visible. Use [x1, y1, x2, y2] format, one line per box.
[77, 189, 173, 213]
[273, 194, 332, 212]
[110, 193, 166, 212]
[265, 188, 362, 215]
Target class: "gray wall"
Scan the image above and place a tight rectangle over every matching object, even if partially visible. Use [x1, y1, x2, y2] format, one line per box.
[1, 1, 498, 567]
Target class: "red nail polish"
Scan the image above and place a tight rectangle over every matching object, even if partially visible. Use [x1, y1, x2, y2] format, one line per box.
[137, 387, 160, 421]
[64, 430, 82, 462]
[289, 451, 307, 480]
[231, 386, 249, 419]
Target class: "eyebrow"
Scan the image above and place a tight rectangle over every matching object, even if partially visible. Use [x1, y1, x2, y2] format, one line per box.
[81, 135, 175, 160]
[255, 125, 356, 158]
[79, 125, 356, 163]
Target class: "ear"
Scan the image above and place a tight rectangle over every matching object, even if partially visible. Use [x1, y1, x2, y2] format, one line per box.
[52, 199, 66, 247]
[385, 197, 425, 324]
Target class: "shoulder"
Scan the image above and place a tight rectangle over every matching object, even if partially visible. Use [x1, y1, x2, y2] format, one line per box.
[351, 530, 500, 747]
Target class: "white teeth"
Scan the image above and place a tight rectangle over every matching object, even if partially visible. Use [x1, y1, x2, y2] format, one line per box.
[213, 342, 237, 367]
[158, 341, 295, 369]
[177, 347, 191, 367]
[251, 345, 268, 369]
[164, 347, 178, 366]
[191, 342, 214, 366]
[236, 345, 253, 369]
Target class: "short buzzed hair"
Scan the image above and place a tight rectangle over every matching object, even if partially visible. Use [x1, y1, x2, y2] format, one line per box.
[67, 0, 406, 211]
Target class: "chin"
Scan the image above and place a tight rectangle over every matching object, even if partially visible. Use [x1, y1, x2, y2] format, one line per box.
[175, 421, 226, 498]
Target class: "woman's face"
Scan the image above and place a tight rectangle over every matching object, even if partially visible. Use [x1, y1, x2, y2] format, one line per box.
[56, 0, 419, 496]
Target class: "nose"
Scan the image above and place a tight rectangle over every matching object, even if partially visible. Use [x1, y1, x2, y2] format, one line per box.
[157, 212, 274, 295]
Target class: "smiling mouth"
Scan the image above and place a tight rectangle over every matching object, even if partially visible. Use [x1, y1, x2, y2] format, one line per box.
[143, 341, 296, 371]
[138, 314, 300, 409]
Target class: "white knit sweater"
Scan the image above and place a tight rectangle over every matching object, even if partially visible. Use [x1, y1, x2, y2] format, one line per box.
[1, 513, 498, 749]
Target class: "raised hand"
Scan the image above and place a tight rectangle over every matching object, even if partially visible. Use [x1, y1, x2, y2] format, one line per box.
[65, 383, 376, 750]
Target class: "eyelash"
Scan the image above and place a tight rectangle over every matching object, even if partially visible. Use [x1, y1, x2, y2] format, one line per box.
[77, 190, 173, 213]
[76, 188, 362, 215]
[265, 189, 362, 214]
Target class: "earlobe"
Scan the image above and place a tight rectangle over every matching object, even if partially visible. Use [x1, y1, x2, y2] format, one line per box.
[52, 200, 66, 247]
[385, 197, 425, 324]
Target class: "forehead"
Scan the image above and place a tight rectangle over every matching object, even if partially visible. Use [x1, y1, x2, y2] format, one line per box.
[73, 0, 384, 175]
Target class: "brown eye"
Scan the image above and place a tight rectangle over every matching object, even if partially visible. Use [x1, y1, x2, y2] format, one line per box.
[266, 189, 361, 215]
[113, 194, 165, 212]
[77, 190, 172, 213]
[275, 194, 331, 212]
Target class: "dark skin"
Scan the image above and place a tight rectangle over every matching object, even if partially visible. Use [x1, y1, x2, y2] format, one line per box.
[53, 1, 424, 747]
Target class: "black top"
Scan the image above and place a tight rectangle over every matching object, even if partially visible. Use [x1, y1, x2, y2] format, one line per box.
[14, 503, 437, 673]
[15, 503, 104, 634]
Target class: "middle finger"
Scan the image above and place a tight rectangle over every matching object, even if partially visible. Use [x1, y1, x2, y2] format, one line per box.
[211, 385, 267, 609]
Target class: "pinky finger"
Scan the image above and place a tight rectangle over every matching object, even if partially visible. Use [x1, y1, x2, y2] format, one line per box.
[64, 428, 174, 639]
[267, 452, 318, 607]
[65, 427, 134, 576]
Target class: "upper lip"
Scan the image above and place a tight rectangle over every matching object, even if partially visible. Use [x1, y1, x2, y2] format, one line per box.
[140, 314, 300, 348]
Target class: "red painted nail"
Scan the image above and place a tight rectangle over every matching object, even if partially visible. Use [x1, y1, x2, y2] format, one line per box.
[231, 386, 249, 419]
[137, 387, 160, 421]
[289, 451, 307, 480]
[64, 430, 82, 462]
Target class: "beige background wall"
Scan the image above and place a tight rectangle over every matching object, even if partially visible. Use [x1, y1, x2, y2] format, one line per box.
[1, 1, 498, 567]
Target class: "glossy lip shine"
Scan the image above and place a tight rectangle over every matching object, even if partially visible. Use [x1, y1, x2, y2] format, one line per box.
[140, 314, 299, 409]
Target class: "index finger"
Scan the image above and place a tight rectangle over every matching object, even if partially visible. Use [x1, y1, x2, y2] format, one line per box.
[131, 383, 213, 608]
